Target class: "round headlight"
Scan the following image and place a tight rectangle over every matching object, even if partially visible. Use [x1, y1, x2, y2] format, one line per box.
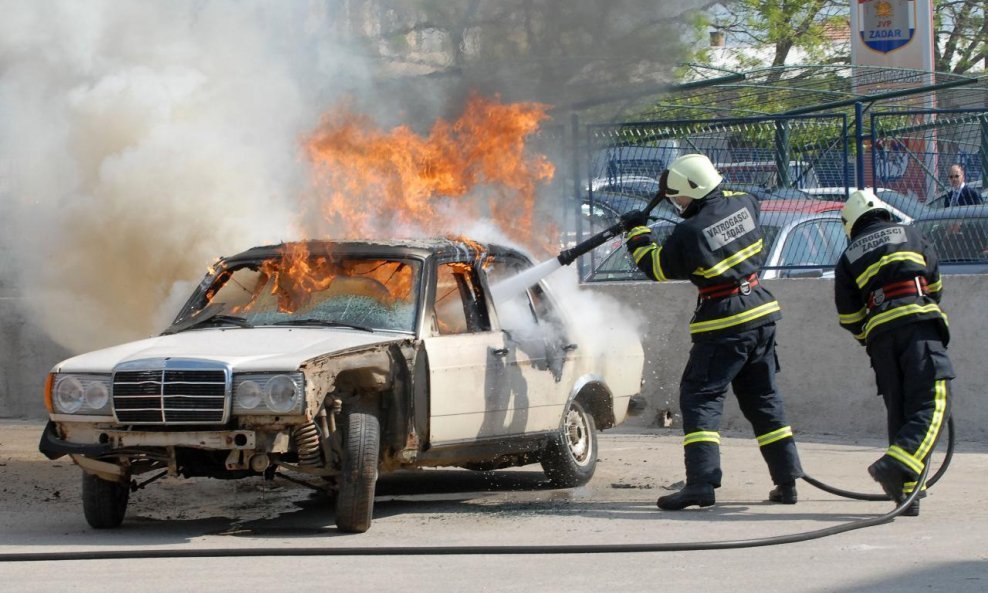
[265, 375, 298, 412]
[54, 376, 84, 414]
[237, 380, 263, 410]
[83, 381, 109, 410]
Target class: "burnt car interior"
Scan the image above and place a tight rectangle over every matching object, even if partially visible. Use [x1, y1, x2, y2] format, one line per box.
[181, 255, 422, 333]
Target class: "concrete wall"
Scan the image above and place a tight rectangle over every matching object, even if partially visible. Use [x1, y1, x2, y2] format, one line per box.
[2, 276, 985, 442]
[585, 275, 987, 442]
[0, 297, 71, 418]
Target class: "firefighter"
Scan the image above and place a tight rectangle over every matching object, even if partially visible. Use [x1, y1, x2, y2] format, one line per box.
[835, 188, 953, 517]
[621, 154, 803, 510]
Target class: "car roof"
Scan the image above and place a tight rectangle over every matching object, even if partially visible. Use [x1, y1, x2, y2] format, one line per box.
[758, 199, 844, 213]
[644, 209, 839, 231]
[219, 238, 530, 266]
[914, 206, 988, 221]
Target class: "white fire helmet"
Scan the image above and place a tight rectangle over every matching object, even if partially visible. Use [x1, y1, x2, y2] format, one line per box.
[664, 154, 723, 213]
[841, 188, 891, 238]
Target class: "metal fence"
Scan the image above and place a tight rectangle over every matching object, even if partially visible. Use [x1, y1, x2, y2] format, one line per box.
[871, 110, 988, 272]
[577, 114, 850, 281]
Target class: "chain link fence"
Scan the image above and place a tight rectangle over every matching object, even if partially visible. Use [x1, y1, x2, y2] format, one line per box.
[577, 115, 849, 281]
[872, 110, 988, 272]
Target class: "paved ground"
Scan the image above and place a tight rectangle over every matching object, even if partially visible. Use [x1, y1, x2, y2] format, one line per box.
[0, 420, 986, 592]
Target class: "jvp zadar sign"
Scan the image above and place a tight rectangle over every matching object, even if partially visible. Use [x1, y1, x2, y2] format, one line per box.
[859, 0, 915, 53]
[851, 0, 933, 69]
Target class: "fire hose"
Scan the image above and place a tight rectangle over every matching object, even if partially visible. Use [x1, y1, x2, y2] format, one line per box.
[0, 190, 955, 561]
[556, 188, 666, 266]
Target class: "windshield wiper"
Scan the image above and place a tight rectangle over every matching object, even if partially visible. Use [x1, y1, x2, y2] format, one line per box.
[270, 319, 375, 332]
[163, 312, 253, 335]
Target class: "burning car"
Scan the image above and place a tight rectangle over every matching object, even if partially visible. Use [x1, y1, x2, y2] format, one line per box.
[39, 238, 645, 532]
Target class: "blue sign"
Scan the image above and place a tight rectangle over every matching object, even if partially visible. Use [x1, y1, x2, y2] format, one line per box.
[858, 0, 916, 54]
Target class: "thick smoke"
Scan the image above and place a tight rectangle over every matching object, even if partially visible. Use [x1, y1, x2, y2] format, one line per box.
[0, 0, 710, 354]
[0, 1, 361, 350]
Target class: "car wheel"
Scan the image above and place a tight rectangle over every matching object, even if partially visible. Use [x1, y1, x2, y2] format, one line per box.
[334, 412, 380, 533]
[81, 472, 130, 529]
[541, 399, 597, 488]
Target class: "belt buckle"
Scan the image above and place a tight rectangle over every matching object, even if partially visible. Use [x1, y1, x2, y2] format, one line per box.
[872, 288, 885, 306]
[739, 279, 751, 296]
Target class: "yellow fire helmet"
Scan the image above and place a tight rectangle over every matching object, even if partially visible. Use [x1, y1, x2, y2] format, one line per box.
[663, 154, 723, 213]
[841, 188, 891, 238]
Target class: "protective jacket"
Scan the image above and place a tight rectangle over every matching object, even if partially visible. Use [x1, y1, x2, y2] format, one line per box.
[834, 217, 949, 346]
[628, 189, 781, 340]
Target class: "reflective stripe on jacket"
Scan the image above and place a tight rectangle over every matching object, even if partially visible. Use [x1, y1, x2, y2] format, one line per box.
[833, 218, 949, 345]
[632, 190, 781, 340]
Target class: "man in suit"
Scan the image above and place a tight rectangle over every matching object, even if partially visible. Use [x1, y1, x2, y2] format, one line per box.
[941, 164, 982, 207]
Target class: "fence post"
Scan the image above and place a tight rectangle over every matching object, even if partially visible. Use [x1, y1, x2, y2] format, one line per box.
[980, 115, 988, 187]
[774, 118, 791, 187]
[570, 113, 584, 280]
[855, 102, 866, 189]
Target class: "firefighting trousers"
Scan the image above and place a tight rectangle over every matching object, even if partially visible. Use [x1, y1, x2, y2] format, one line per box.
[867, 320, 954, 483]
[679, 323, 803, 487]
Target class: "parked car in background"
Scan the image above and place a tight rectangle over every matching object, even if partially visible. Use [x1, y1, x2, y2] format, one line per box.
[913, 206, 988, 274]
[716, 160, 822, 190]
[39, 239, 645, 532]
[588, 175, 661, 198]
[724, 184, 813, 202]
[587, 209, 847, 281]
[800, 187, 923, 223]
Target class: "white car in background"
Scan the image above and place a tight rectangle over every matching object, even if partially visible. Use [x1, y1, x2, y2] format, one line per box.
[799, 187, 922, 223]
[588, 201, 848, 281]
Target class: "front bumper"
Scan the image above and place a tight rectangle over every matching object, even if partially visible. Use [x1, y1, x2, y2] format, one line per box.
[38, 420, 258, 460]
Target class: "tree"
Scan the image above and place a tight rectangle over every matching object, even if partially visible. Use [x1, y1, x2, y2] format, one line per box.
[689, 1, 988, 76]
[335, 0, 720, 120]
[934, 0, 988, 74]
[689, 1, 849, 74]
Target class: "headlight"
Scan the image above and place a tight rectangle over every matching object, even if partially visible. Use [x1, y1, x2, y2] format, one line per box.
[52, 374, 113, 415]
[234, 373, 304, 414]
[237, 380, 264, 410]
[266, 375, 299, 412]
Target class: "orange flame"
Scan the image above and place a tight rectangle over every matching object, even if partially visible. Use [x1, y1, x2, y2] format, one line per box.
[301, 92, 555, 250]
[224, 243, 417, 315]
[225, 93, 556, 315]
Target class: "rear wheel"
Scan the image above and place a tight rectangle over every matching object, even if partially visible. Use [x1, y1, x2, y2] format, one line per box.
[81, 472, 130, 529]
[541, 399, 598, 488]
[334, 412, 380, 533]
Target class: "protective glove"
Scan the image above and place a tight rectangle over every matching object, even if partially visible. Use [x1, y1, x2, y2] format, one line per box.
[619, 209, 650, 232]
[624, 225, 654, 252]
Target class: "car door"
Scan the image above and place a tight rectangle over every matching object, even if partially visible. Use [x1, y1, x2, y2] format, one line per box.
[776, 218, 846, 278]
[423, 261, 510, 445]
[485, 257, 575, 436]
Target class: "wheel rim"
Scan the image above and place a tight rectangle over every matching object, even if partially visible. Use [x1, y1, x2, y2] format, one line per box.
[564, 404, 592, 466]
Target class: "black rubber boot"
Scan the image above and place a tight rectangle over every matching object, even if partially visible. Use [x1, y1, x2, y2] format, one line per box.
[657, 484, 715, 510]
[901, 500, 920, 517]
[868, 457, 905, 503]
[768, 481, 797, 504]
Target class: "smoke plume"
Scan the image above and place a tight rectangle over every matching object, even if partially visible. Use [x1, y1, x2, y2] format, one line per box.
[0, 0, 708, 353]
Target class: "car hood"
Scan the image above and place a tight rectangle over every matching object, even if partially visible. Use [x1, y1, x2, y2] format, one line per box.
[53, 327, 408, 373]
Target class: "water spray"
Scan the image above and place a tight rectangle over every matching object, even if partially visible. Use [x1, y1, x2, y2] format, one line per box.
[491, 191, 665, 303]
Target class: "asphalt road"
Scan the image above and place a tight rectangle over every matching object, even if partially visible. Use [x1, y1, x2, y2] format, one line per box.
[1, 420, 986, 592]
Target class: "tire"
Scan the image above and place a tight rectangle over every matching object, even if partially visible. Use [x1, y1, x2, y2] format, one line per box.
[334, 412, 380, 533]
[541, 399, 598, 488]
[81, 472, 130, 529]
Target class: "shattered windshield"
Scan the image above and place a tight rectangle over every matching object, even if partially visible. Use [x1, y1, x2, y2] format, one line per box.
[179, 249, 422, 334]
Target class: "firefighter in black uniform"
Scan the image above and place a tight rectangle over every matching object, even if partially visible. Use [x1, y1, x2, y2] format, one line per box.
[621, 154, 803, 510]
[835, 189, 953, 517]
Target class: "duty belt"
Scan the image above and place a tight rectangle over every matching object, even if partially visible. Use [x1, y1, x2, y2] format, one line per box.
[867, 276, 928, 309]
[698, 273, 759, 300]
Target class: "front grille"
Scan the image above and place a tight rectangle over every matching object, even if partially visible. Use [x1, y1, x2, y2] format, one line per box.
[113, 365, 228, 424]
